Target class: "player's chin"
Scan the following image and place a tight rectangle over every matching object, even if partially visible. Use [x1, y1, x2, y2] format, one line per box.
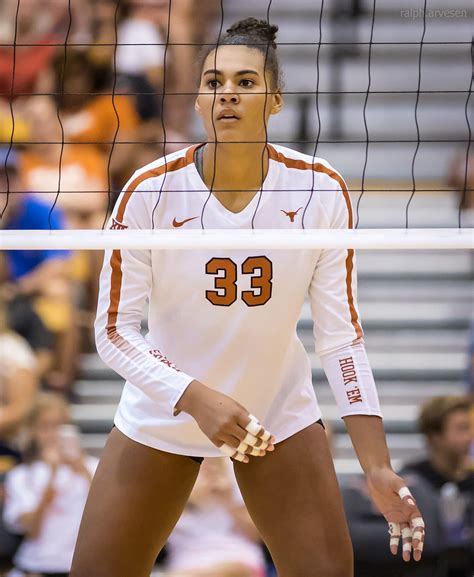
[210, 126, 244, 143]
[217, 126, 267, 141]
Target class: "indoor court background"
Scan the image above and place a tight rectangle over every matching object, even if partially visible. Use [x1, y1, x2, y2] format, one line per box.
[0, 0, 472, 575]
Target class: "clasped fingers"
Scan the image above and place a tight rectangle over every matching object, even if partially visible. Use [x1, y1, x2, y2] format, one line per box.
[219, 414, 275, 463]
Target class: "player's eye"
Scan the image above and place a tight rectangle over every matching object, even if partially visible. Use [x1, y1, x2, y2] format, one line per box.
[239, 79, 255, 87]
[207, 79, 219, 89]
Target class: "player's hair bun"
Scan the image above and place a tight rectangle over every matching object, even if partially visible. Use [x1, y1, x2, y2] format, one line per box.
[226, 18, 279, 49]
[196, 16, 282, 89]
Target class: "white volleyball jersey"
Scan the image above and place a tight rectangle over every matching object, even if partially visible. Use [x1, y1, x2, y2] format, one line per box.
[95, 143, 381, 457]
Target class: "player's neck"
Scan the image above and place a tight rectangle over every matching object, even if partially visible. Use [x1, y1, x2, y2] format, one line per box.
[202, 142, 268, 191]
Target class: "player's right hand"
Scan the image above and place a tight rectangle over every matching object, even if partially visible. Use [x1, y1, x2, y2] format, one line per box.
[175, 380, 275, 463]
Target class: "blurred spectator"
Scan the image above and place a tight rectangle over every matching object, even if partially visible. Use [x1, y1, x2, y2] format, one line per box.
[5, 294, 54, 382]
[116, 0, 165, 121]
[18, 93, 109, 315]
[163, 458, 266, 577]
[160, 0, 220, 138]
[87, 0, 121, 70]
[400, 396, 473, 577]
[0, 99, 30, 146]
[0, 0, 67, 98]
[342, 395, 473, 577]
[19, 96, 108, 229]
[0, 147, 78, 395]
[90, 0, 220, 150]
[59, 50, 144, 193]
[3, 393, 98, 577]
[0, 299, 38, 470]
[0, 298, 38, 571]
[60, 51, 140, 148]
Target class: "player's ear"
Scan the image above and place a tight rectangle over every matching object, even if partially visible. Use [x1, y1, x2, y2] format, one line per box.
[195, 97, 203, 116]
[270, 92, 284, 116]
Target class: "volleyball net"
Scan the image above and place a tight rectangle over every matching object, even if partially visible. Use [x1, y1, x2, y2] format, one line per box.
[0, 0, 472, 251]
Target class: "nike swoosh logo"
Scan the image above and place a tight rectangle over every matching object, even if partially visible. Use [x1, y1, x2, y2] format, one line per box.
[172, 216, 199, 228]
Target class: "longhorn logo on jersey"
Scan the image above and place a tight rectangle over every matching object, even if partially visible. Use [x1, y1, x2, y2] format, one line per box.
[110, 218, 128, 230]
[281, 207, 303, 222]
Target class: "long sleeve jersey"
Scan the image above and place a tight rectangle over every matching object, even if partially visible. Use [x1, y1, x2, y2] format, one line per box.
[95, 143, 381, 456]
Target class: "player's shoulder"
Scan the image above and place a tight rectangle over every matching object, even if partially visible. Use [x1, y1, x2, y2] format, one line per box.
[268, 143, 346, 188]
[124, 145, 197, 193]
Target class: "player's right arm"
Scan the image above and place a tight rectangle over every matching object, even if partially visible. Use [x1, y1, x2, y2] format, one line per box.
[95, 180, 273, 460]
[95, 183, 196, 418]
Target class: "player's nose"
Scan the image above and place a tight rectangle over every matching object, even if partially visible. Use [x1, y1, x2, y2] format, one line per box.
[219, 93, 238, 104]
[220, 83, 239, 103]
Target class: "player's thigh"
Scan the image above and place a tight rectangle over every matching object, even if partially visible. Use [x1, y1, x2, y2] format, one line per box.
[233, 421, 353, 577]
[71, 427, 201, 577]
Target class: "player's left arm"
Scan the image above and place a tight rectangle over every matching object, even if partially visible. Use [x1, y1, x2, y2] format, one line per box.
[308, 175, 425, 561]
[344, 415, 425, 562]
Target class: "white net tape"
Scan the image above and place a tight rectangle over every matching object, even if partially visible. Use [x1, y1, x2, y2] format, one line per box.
[1, 228, 472, 251]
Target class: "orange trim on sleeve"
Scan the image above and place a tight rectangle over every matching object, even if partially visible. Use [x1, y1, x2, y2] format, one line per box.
[268, 145, 363, 339]
[106, 146, 199, 349]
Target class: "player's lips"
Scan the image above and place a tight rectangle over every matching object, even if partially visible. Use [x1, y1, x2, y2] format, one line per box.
[217, 109, 240, 121]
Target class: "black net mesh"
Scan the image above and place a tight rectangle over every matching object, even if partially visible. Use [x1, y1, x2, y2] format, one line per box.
[0, 0, 472, 230]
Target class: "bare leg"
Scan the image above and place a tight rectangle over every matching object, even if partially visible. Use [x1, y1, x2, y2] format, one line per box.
[233, 422, 353, 577]
[70, 428, 201, 577]
[165, 565, 257, 577]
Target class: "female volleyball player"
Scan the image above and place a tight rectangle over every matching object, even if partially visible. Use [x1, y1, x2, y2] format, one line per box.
[71, 18, 425, 577]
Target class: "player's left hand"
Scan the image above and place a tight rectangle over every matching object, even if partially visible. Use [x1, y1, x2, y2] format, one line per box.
[366, 467, 425, 562]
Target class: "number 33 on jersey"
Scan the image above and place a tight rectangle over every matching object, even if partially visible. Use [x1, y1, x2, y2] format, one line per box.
[206, 256, 272, 307]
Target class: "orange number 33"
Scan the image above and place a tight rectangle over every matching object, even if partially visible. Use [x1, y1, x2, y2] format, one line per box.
[206, 256, 273, 307]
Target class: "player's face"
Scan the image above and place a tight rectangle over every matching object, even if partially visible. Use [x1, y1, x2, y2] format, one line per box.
[195, 45, 283, 143]
[430, 409, 472, 461]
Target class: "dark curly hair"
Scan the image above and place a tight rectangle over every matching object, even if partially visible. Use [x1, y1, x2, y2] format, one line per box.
[198, 18, 282, 91]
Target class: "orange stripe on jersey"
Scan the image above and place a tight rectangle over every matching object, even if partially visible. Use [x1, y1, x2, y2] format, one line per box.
[268, 145, 363, 340]
[106, 145, 199, 351]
